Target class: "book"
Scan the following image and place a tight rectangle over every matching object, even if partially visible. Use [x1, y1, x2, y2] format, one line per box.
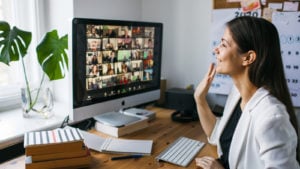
[24, 128, 84, 156]
[94, 116, 149, 137]
[79, 128, 153, 155]
[25, 149, 91, 169]
[30, 145, 88, 162]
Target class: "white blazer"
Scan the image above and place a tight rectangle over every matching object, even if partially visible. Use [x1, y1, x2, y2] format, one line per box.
[209, 86, 299, 169]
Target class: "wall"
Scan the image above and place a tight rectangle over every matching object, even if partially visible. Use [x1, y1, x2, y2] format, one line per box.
[141, 0, 213, 90]
[73, 0, 142, 20]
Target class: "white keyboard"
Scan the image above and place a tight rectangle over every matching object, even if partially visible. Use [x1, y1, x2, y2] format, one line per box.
[156, 137, 205, 167]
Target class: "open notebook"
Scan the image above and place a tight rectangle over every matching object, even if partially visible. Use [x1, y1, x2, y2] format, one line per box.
[75, 127, 153, 155]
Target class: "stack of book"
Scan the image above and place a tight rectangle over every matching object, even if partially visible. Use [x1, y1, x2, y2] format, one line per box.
[24, 128, 91, 169]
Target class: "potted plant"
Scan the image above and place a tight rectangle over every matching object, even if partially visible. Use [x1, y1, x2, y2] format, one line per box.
[0, 21, 68, 118]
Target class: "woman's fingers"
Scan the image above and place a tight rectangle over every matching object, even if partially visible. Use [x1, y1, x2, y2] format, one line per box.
[194, 63, 217, 100]
[207, 63, 216, 81]
[195, 156, 224, 169]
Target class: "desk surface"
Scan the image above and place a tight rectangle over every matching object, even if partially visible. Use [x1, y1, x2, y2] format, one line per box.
[0, 106, 217, 169]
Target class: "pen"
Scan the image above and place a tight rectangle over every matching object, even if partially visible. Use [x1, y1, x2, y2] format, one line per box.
[111, 154, 143, 160]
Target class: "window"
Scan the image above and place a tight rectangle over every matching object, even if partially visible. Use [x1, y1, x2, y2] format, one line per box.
[0, 0, 22, 110]
[0, 0, 41, 111]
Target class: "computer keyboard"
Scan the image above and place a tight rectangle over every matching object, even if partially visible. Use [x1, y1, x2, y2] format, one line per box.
[156, 136, 205, 167]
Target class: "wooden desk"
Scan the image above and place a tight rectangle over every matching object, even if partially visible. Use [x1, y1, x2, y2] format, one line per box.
[0, 106, 217, 169]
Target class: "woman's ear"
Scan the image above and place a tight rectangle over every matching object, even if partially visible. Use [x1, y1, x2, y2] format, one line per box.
[242, 50, 256, 65]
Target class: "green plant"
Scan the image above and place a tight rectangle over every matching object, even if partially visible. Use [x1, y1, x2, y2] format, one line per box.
[0, 21, 68, 113]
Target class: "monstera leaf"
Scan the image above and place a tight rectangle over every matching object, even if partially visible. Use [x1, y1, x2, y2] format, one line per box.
[0, 21, 32, 65]
[0, 21, 68, 81]
[36, 30, 68, 81]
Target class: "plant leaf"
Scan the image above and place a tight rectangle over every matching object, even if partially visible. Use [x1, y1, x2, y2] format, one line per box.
[0, 21, 32, 65]
[36, 30, 68, 81]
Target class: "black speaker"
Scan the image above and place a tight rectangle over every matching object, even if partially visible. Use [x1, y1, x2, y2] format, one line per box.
[165, 88, 198, 122]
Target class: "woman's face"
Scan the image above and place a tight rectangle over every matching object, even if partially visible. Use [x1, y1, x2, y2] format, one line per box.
[92, 65, 98, 72]
[214, 27, 245, 76]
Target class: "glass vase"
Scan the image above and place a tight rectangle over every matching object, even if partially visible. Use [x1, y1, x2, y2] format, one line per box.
[21, 85, 54, 118]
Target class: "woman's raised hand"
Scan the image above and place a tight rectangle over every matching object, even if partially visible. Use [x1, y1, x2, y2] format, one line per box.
[194, 63, 216, 102]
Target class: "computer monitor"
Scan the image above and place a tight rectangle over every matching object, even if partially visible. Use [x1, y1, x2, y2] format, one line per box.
[70, 18, 163, 122]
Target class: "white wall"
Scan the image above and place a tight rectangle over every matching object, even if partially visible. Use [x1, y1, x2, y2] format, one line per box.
[73, 0, 142, 20]
[141, 0, 212, 89]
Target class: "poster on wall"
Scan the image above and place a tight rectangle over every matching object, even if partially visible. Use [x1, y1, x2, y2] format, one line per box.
[272, 11, 300, 107]
[209, 8, 261, 95]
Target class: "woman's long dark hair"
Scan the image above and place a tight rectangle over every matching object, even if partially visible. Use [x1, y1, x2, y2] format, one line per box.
[226, 16, 299, 161]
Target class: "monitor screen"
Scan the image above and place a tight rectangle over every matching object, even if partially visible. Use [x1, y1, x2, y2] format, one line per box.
[71, 18, 163, 122]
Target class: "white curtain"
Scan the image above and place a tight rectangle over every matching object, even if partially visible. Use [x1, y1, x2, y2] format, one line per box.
[0, 0, 43, 110]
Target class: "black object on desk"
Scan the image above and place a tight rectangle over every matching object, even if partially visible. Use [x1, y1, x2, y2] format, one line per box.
[111, 154, 143, 160]
[164, 88, 198, 122]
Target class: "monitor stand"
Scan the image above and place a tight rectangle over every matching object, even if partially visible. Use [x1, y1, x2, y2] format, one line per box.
[171, 110, 199, 123]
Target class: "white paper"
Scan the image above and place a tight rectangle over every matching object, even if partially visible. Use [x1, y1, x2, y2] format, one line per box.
[78, 129, 106, 152]
[283, 1, 299, 11]
[272, 12, 300, 107]
[268, 3, 283, 10]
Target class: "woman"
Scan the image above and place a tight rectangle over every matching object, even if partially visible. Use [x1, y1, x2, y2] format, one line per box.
[194, 16, 299, 169]
[89, 65, 99, 77]
[106, 63, 115, 75]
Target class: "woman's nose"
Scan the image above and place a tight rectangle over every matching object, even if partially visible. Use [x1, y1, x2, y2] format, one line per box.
[213, 46, 219, 55]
